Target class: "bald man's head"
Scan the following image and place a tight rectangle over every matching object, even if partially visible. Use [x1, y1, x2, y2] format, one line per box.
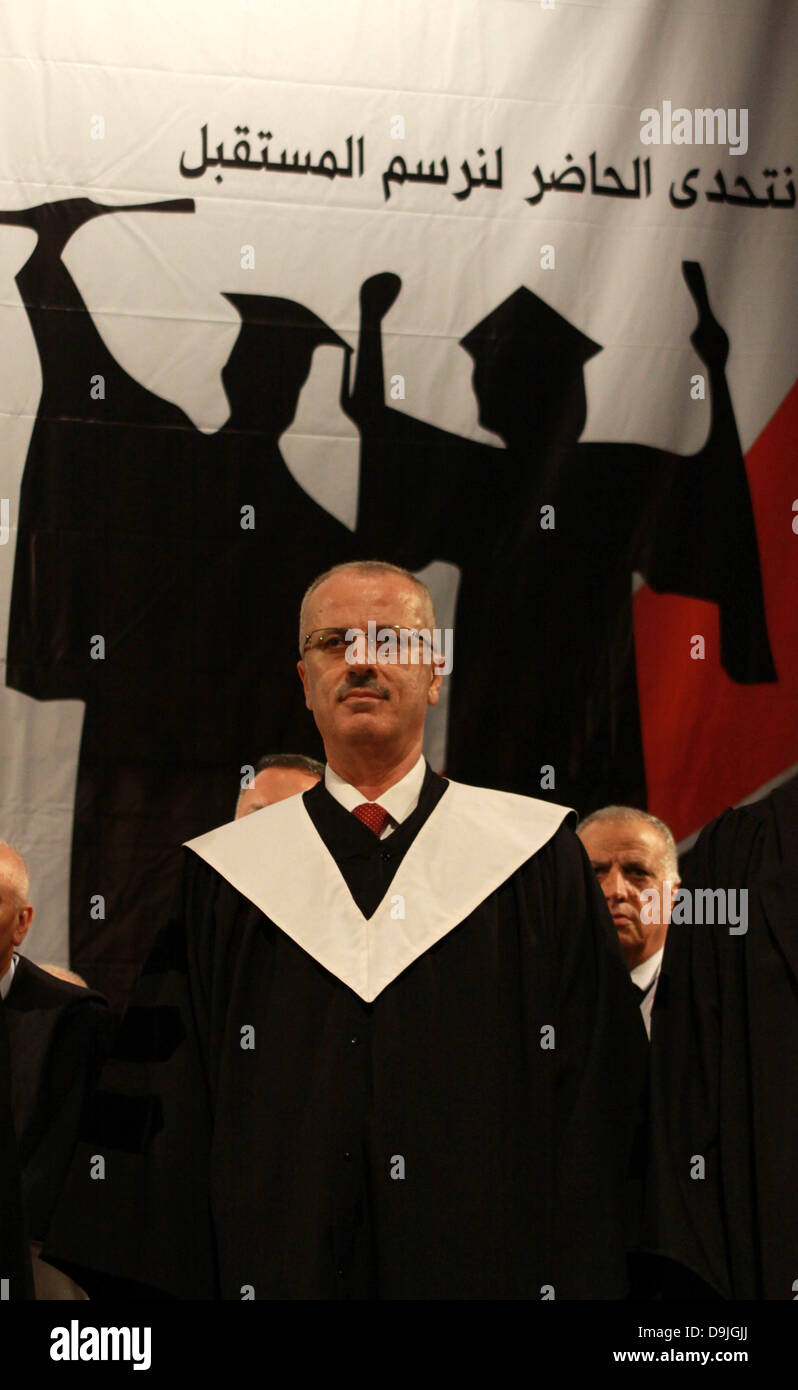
[0, 843, 29, 900]
[0, 842, 33, 978]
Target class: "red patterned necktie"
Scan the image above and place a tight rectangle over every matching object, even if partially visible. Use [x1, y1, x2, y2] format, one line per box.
[352, 802, 391, 837]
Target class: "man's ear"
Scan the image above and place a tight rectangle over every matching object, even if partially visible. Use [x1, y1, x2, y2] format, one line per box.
[13, 904, 33, 949]
[427, 666, 443, 707]
[426, 654, 445, 708]
[297, 659, 313, 711]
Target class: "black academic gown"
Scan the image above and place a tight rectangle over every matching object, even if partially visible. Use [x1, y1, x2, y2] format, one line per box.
[45, 768, 647, 1299]
[4, 956, 112, 1241]
[644, 774, 798, 1299]
[0, 995, 33, 1300]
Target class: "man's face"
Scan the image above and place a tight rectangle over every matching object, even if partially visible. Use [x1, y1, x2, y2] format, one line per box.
[578, 817, 679, 969]
[297, 571, 442, 763]
[0, 855, 33, 978]
[236, 766, 321, 818]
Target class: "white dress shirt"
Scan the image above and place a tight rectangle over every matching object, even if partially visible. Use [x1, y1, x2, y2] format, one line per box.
[630, 945, 664, 1039]
[0, 953, 17, 1000]
[324, 755, 427, 839]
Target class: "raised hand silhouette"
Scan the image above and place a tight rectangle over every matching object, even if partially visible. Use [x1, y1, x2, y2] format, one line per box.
[344, 265, 775, 811]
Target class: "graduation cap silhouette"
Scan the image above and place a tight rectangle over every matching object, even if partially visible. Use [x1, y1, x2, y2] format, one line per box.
[220, 293, 351, 432]
[460, 287, 602, 446]
[460, 287, 601, 375]
[222, 292, 349, 348]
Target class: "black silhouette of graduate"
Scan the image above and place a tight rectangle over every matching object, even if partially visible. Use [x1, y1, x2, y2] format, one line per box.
[4, 198, 355, 1005]
[344, 265, 775, 811]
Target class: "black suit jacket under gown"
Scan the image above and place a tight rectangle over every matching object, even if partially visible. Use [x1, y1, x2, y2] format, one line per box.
[4, 955, 111, 1242]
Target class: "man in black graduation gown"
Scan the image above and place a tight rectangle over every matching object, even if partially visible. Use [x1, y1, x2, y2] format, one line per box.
[0, 844, 111, 1294]
[577, 806, 680, 1039]
[644, 773, 798, 1299]
[5, 958, 111, 1250]
[45, 560, 647, 1299]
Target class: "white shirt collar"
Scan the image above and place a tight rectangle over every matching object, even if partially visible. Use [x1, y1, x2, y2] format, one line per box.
[324, 754, 427, 831]
[630, 945, 664, 992]
[0, 953, 18, 1001]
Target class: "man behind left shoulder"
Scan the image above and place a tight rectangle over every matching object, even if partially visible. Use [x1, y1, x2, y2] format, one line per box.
[44, 560, 647, 1299]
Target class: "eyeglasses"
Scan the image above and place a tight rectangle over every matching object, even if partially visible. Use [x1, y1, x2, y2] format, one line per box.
[302, 626, 435, 660]
[303, 628, 352, 655]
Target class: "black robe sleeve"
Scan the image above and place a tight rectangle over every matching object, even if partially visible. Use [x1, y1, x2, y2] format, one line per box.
[3, 959, 113, 1244]
[42, 880, 219, 1299]
[643, 776, 798, 1299]
[0, 998, 33, 1300]
[541, 825, 649, 1296]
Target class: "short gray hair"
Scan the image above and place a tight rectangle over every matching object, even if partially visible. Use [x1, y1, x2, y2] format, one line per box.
[576, 805, 678, 880]
[298, 560, 436, 654]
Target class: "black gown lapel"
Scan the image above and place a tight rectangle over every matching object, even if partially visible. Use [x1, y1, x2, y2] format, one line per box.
[302, 762, 449, 918]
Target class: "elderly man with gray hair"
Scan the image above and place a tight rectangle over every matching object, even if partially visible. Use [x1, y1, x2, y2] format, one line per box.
[577, 806, 680, 1038]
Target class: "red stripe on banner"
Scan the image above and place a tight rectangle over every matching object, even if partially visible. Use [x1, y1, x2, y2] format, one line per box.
[635, 379, 798, 842]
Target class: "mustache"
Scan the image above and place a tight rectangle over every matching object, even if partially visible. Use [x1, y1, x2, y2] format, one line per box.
[336, 674, 390, 703]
